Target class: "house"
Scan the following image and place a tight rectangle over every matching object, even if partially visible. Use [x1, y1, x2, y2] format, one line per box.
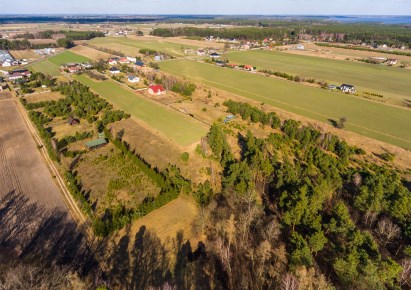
[240, 44, 250, 50]
[11, 60, 19, 66]
[109, 67, 120, 74]
[67, 117, 80, 126]
[154, 55, 163, 62]
[135, 60, 145, 67]
[148, 84, 166, 96]
[127, 56, 137, 62]
[244, 65, 254, 72]
[127, 75, 140, 83]
[228, 63, 238, 69]
[197, 49, 206, 56]
[223, 115, 235, 123]
[85, 138, 107, 150]
[2, 61, 11, 67]
[81, 62, 93, 69]
[108, 58, 119, 65]
[328, 85, 337, 90]
[210, 52, 220, 58]
[68, 66, 82, 73]
[215, 60, 225, 66]
[340, 84, 356, 94]
[119, 57, 129, 64]
[296, 44, 305, 50]
[8, 69, 31, 80]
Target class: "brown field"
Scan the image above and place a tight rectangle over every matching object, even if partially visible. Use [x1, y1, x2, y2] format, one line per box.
[90, 43, 141, 57]
[0, 98, 72, 248]
[28, 38, 57, 45]
[0, 91, 12, 101]
[113, 195, 199, 247]
[49, 117, 94, 140]
[129, 35, 225, 50]
[70, 45, 112, 61]
[280, 42, 411, 64]
[24, 91, 64, 103]
[9, 50, 40, 60]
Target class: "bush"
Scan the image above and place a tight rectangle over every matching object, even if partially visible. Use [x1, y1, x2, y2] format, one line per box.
[181, 152, 190, 162]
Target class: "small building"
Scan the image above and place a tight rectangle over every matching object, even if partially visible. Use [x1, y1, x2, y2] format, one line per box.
[227, 63, 238, 69]
[67, 116, 80, 126]
[119, 57, 129, 64]
[328, 85, 337, 90]
[154, 55, 163, 62]
[85, 138, 107, 150]
[81, 62, 93, 69]
[386, 58, 398, 65]
[296, 44, 305, 50]
[127, 75, 140, 83]
[135, 60, 145, 67]
[2, 61, 11, 67]
[108, 58, 119, 65]
[127, 56, 137, 62]
[8, 69, 31, 80]
[223, 114, 235, 123]
[109, 67, 120, 74]
[244, 65, 254, 72]
[210, 52, 220, 58]
[197, 49, 206, 56]
[68, 65, 82, 73]
[148, 84, 166, 96]
[340, 84, 356, 94]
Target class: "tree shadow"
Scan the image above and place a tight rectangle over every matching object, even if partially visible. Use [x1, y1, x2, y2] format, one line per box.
[328, 118, 338, 128]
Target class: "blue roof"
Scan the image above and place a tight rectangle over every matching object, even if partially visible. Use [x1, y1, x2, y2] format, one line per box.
[135, 61, 144, 66]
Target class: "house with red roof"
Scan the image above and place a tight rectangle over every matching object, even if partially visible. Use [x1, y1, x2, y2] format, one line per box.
[244, 65, 255, 72]
[119, 57, 129, 64]
[148, 84, 166, 96]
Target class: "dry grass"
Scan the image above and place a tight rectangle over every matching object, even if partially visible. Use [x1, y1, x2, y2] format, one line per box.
[24, 91, 64, 103]
[9, 50, 40, 60]
[70, 45, 112, 61]
[50, 117, 94, 140]
[0, 91, 12, 101]
[90, 43, 141, 57]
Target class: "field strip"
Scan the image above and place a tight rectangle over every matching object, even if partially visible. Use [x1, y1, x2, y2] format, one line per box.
[15, 99, 87, 226]
[162, 64, 411, 145]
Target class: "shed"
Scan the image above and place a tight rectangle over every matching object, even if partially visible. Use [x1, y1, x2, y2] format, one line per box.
[85, 138, 107, 149]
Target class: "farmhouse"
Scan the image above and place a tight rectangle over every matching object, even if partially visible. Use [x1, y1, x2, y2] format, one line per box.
[244, 65, 255, 72]
[119, 57, 129, 64]
[340, 84, 356, 94]
[8, 69, 31, 80]
[197, 49, 206, 56]
[109, 67, 120, 74]
[148, 84, 166, 95]
[108, 58, 119, 65]
[127, 56, 137, 62]
[127, 75, 140, 83]
[81, 62, 93, 69]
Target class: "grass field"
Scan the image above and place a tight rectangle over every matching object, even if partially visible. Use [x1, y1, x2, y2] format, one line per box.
[70, 45, 112, 61]
[89, 43, 142, 56]
[226, 50, 411, 101]
[29, 59, 62, 76]
[88, 37, 198, 56]
[160, 60, 411, 150]
[48, 51, 90, 66]
[75, 74, 208, 146]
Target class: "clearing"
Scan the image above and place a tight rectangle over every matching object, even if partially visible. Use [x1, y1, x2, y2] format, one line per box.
[75, 74, 208, 147]
[160, 60, 411, 150]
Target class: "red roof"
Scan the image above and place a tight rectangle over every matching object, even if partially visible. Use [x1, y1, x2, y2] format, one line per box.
[244, 65, 253, 69]
[149, 84, 165, 93]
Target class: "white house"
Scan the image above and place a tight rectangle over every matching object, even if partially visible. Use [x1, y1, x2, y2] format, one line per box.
[2, 61, 11, 67]
[197, 49, 206, 56]
[127, 75, 140, 83]
[109, 67, 120, 74]
[296, 44, 305, 50]
[108, 58, 118, 65]
[340, 84, 356, 94]
[127, 56, 137, 62]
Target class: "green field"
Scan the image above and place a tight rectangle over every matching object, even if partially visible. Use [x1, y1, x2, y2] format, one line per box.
[88, 37, 198, 56]
[226, 50, 411, 101]
[160, 60, 411, 150]
[75, 74, 208, 146]
[48, 51, 90, 66]
[29, 59, 62, 76]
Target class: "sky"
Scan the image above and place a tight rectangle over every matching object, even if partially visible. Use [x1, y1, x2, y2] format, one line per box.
[0, 0, 410, 15]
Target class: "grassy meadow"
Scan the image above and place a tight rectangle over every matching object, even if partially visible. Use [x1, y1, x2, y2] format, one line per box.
[48, 51, 90, 66]
[75, 74, 208, 146]
[160, 60, 411, 150]
[226, 50, 411, 101]
[88, 37, 198, 56]
[29, 59, 62, 76]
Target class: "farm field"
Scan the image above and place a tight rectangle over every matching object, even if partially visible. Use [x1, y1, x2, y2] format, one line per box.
[75, 74, 208, 146]
[48, 50, 90, 66]
[70, 45, 112, 61]
[226, 50, 411, 101]
[10, 49, 40, 60]
[160, 60, 411, 150]
[29, 59, 62, 76]
[88, 37, 198, 56]
[89, 43, 142, 57]
[0, 98, 70, 245]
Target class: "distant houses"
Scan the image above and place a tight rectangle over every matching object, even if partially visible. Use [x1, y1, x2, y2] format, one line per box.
[108, 58, 119, 65]
[148, 84, 166, 96]
[8, 69, 31, 81]
[61, 63, 92, 74]
[340, 84, 356, 94]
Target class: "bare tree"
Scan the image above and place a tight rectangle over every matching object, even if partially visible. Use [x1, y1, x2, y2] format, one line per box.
[281, 273, 299, 290]
[352, 172, 362, 188]
[400, 259, 411, 287]
[364, 211, 377, 228]
[375, 218, 401, 246]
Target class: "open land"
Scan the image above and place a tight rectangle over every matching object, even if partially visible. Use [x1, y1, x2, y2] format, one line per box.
[29, 59, 62, 76]
[160, 59, 411, 150]
[75, 74, 209, 147]
[48, 50, 90, 66]
[88, 36, 199, 56]
[226, 49, 411, 102]
[70, 45, 112, 61]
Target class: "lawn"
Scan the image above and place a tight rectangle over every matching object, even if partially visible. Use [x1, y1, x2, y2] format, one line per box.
[29, 59, 62, 76]
[48, 50, 90, 66]
[75, 74, 208, 146]
[88, 37, 198, 56]
[226, 50, 411, 101]
[160, 60, 411, 150]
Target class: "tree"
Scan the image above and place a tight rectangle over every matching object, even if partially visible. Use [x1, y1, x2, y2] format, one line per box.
[57, 38, 74, 48]
[337, 117, 347, 129]
[375, 218, 400, 246]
